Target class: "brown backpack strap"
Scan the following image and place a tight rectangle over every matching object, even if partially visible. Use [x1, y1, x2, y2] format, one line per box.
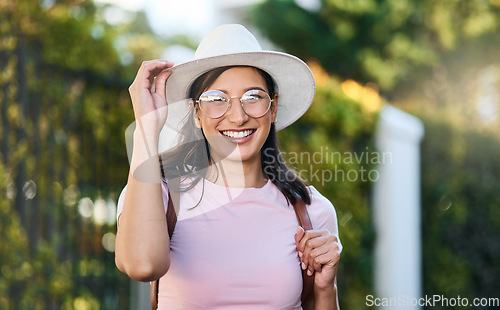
[151, 193, 314, 310]
[292, 198, 313, 231]
[150, 279, 159, 310]
[166, 191, 177, 239]
[292, 198, 315, 306]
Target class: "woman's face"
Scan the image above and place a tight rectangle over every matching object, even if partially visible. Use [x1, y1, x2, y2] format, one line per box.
[195, 67, 277, 164]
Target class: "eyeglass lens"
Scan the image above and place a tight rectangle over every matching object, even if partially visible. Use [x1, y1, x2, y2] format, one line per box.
[198, 90, 271, 118]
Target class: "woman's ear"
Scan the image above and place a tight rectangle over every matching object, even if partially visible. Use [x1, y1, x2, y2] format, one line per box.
[271, 94, 278, 123]
[193, 102, 202, 129]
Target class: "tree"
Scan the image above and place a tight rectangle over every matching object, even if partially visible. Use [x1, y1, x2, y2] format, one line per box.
[0, 0, 164, 308]
[250, 0, 500, 95]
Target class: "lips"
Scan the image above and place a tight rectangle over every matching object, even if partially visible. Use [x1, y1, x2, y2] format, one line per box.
[221, 129, 255, 138]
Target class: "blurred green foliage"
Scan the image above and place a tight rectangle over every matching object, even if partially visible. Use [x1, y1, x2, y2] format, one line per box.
[0, 0, 164, 308]
[250, 0, 500, 93]
[418, 108, 500, 300]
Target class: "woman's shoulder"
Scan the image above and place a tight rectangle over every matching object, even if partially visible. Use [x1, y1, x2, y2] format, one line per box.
[306, 185, 336, 216]
[305, 185, 341, 247]
[307, 185, 334, 207]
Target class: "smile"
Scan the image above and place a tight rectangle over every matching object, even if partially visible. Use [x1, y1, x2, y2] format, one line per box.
[221, 129, 255, 138]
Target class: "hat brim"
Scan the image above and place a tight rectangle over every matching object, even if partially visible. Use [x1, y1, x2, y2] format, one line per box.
[165, 51, 316, 131]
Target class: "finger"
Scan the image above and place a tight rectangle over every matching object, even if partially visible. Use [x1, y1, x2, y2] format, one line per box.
[310, 245, 330, 272]
[297, 250, 308, 271]
[301, 239, 313, 270]
[313, 251, 340, 267]
[307, 262, 315, 276]
[294, 226, 305, 245]
[297, 230, 328, 252]
[295, 227, 307, 270]
[306, 268, 314, 277]
[154, 69, 173, 98]
[309, 242, 330, 259]
[313, 260, 322, 272]
[300, 232, 338, 253]
[301, 261, 307, 271]
[312, 235, 340, 261]
[300, 233, 330, 271]
[137, 60, 174, 89]
[303, 236, 327, 275]
[312, 240, 341, 268]
[139, 59, 174, 73]
[300, 233, 328, 262]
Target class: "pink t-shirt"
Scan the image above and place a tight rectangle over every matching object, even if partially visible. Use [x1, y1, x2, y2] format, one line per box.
[117, 179, 342, 309]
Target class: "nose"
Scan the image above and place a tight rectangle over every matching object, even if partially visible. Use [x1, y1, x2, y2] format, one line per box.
[226, 97, 249, 125]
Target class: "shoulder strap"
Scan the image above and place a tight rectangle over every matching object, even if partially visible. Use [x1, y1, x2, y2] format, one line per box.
[292, 198, 313, 231]
[292, 198, 315, 305]
[166, 191, 177, 239]
[151, 193, 313, 310]
[150, 280, 159, 310]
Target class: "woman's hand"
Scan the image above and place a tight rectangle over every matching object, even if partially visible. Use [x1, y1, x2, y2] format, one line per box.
[294, 227, 341, 290]
[128, 60, 174, 136]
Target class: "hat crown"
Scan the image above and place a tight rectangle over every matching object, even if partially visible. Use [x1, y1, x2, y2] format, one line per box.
[194, 24, 263, 59]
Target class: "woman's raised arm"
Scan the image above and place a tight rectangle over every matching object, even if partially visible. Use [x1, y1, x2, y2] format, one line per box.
[114, 60, 173, 282]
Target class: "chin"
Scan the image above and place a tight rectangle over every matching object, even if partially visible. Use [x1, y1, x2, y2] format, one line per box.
[224, 147, 260, 163]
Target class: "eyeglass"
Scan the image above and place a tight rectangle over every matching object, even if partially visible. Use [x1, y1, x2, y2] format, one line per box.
[196, 89, 273, 119]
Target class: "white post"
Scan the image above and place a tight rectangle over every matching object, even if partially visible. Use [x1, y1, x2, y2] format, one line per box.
[373, 104, 425, 309]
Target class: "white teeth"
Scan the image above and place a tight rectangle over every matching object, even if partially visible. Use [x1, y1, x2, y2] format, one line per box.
[222, 130, 254, 138]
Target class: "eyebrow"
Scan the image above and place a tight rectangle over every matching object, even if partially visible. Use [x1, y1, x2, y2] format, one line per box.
[215, 86, 268, 94]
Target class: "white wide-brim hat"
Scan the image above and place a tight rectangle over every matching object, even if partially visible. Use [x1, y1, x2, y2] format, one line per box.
[164, 24, 315, 127]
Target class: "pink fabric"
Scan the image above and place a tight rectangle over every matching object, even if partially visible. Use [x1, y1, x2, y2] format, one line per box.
[117, 179, 342, 309]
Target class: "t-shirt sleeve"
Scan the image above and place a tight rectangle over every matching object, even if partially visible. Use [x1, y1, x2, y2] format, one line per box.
[116, 182, 170, 225]
[307, 186, 343, 253]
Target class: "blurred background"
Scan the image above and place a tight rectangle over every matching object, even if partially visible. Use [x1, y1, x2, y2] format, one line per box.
[1, 0, 499, 309]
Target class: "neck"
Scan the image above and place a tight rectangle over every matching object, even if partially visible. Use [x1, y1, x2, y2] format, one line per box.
[207, 150, 267, 188]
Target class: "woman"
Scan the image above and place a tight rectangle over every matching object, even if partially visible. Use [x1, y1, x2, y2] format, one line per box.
[115, 24, 342, 309]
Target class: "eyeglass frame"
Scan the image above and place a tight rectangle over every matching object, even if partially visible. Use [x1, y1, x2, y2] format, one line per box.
[195, 89, 274, 119]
